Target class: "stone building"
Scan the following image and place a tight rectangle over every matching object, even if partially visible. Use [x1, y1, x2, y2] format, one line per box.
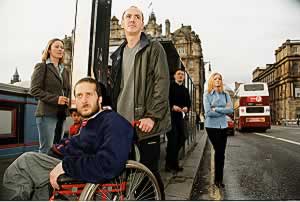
[252, 39, 300, 124]
[109, 12, 205, 114]
[10, 68, 21, 84]
[62, 35, 73, 71]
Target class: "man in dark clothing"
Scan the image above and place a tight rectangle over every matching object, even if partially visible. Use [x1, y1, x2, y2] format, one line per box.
[2, 77, 133, 200]
[165, 69, 191, 172]
[109, 6, 170, 199]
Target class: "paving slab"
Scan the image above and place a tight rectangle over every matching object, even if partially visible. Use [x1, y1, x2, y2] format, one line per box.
[159, 129, 208, 200]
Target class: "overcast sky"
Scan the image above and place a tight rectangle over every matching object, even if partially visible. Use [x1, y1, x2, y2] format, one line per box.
[1, 0, 300, 89]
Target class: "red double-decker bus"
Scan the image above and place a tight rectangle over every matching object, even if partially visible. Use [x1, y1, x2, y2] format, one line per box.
[233, 83, 271, 132]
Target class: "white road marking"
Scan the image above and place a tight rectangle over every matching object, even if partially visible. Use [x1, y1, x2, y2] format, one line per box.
[254, 133, 300, 146]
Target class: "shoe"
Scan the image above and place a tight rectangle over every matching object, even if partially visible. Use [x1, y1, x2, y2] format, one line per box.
[215, 182, 225, 188]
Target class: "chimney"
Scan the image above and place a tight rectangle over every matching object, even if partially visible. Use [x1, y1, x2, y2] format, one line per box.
[165, 19, 170, 38]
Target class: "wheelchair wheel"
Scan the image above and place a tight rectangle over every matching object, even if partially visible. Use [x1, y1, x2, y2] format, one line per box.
[79, 160, 162, 200]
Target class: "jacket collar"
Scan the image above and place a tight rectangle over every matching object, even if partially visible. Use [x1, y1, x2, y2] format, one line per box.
[210, 89, 224, 95]
[45, 59, 63, 83]
[110, 32, 150, 61]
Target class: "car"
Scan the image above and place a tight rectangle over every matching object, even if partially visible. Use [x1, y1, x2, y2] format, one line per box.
[226, 115, 235, 136]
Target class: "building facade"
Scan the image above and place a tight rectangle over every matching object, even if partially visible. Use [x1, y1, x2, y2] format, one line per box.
[10, 68, 21, 84]
[252, 40, 300, 124]
[109, 12, 205, 114]
[62, 35, 73, 71]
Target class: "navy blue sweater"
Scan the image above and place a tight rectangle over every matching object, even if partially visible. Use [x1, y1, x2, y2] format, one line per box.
[62, 110, 133, 183]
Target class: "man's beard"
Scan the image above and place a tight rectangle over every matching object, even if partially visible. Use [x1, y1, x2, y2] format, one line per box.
[78, 105, 100, 119]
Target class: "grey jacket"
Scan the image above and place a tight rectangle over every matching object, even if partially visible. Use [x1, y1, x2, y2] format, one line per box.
[30, 62, 71, 117]
[110, 33, 171, 140]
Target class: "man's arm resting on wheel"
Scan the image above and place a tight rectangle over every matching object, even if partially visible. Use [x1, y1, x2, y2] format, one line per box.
[49, 162, 65, 190]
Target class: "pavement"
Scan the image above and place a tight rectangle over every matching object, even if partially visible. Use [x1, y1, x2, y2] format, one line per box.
[159, 129, 207, 200]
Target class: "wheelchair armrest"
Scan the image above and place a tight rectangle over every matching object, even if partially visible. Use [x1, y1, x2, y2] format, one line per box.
[57, 174, 85, 185]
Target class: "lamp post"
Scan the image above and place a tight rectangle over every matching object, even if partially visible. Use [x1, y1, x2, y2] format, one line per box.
[203, 61, 212, 82]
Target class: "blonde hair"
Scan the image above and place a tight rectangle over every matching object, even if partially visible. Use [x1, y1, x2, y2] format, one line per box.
[207, 72, 224, 93]
[41, 38, 64, 63]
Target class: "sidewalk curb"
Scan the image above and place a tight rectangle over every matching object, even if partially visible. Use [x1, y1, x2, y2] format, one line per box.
[160, 130, 208, 200]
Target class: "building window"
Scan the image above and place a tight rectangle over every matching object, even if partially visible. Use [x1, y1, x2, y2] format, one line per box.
[177, 47, 185, 54]
[295, 82, 300, 98]
[292, 62, 300, 75]
[0, 108, 16, 138]
[292, 47, 298, 54]
[0, 102, 24, 145]
[189, 61, 193, 68]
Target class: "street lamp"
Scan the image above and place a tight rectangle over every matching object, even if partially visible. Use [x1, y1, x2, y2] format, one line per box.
[203, 61, 212, 82]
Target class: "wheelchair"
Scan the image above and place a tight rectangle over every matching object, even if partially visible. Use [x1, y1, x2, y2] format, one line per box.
[49, 144, 162, 200]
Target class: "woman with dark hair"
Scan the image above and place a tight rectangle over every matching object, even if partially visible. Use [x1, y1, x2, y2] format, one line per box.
[203, 72, 233, 188]
[30, 38, 71, 154]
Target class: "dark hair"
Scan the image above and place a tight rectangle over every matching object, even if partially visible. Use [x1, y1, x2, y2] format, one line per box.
[69, 108, 78, 114]
[174, 68, 184, 74]
[73, 77, 102, 97]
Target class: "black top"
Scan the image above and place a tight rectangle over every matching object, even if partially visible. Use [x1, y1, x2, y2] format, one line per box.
[169, 81, 191, 116]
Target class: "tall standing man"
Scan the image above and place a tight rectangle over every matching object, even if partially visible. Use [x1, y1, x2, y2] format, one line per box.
[110, 5, 171, 199]
[165, 69, 191, 172]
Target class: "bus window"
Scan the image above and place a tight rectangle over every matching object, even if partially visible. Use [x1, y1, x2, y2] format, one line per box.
[244, 84, 264, 91]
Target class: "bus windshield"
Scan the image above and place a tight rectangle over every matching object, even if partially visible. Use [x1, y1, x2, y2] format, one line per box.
[244, 84, 264, 91]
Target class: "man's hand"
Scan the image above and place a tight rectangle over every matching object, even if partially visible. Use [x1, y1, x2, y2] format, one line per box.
[138, 118, 155, 133]
[182, 107, 189, 113]
[49, 162, 65, 190]
[172, 105, 182, 112]
[58, 96, 69, 106]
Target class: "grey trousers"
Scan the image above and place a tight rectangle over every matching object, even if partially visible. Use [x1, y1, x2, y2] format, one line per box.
[2, 152, 61, 200]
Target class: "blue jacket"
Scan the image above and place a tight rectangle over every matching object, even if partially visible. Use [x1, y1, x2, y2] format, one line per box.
[61, 110, 133, 183]
[203, 90, 233, 129]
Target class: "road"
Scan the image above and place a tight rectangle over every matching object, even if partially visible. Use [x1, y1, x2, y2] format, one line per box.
[191, 126, 300, 200]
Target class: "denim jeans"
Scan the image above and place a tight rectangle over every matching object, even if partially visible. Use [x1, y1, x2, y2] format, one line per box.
[36, 116, 65, 154]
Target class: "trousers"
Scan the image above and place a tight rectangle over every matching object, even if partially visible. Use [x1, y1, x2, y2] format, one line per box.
[138, 135, 165, 200]
[2, 152, 61, 200]
[205, 127, 228, 183]
[36, 116, 65, 153]
[166, 115, 185, 167]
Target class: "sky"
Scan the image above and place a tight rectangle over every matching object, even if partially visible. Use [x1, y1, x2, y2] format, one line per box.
[1, 0, 300, 89]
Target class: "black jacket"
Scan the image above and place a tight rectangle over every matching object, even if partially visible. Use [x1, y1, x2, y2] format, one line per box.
[110, 33, 171, 140]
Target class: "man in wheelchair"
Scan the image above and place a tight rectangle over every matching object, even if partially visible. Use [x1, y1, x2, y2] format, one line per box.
[2, 77, 134, 200]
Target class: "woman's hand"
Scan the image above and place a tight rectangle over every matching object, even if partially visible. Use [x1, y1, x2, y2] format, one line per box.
[211, 106, 216, 112]
[225, 102, 231, 108]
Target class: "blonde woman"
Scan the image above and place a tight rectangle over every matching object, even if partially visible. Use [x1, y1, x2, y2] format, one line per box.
[203, 72, 233, 188]
[30, 38, 71, 154]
